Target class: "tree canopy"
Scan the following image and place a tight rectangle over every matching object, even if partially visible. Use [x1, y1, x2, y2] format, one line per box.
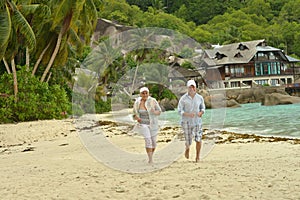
[1, 0, 300, 122]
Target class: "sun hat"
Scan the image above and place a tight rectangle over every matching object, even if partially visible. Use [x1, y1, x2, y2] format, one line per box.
[140, 87, 149, 93]
[187, 80, 197, 87]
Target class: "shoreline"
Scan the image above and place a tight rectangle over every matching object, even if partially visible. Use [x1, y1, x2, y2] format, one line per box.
[1, 116, 299, 149]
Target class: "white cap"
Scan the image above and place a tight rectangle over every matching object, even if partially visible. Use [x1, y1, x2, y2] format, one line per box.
[187, 80, 196, 87]
[140, 87, 149, 93]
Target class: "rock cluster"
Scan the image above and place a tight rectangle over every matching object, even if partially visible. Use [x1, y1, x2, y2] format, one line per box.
[159, 86, 300, 110]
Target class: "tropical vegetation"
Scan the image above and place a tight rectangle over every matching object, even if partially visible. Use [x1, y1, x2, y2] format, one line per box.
[1, 0, 300, 123]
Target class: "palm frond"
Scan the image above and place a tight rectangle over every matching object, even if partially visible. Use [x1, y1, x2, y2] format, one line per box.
[68, 27, 83, 53]
[18, 4, 40, 16]
[51, 0, 75, 30]
[0, 4, 11, 59]
[11, 2, 36, 51]
[0, 0, 6, 9]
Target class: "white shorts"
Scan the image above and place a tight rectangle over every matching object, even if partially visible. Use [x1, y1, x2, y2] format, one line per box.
[133, 124, 157, 138]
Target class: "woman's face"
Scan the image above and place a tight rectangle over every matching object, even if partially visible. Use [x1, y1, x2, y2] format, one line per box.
[140, 91, 149, 100]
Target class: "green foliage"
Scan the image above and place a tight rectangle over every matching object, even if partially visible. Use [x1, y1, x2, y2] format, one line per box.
[0, 67, 71, 123]
[126, 0, 153, 12]
[150, 84, 176, 100]
[180, 61, 194, 69]
[179, 46, 195, 58]
[103, 0, 300, 57]
[191, 27, 212, 44]
[95, 98, 111, 113]
[3, 0, 300, 124]
[72, 92, 112, 116]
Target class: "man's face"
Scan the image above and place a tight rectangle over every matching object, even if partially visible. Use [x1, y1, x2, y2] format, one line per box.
[188, 85, 196, 95]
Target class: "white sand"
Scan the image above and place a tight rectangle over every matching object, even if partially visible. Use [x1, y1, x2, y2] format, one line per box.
[0, 117, 299, 200]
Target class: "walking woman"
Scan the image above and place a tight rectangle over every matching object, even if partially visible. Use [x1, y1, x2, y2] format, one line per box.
[133, 87, 162, 163]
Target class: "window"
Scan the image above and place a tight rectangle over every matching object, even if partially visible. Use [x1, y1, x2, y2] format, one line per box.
[277, 62, 281, 74]
[270, 79, 279, 86]
[231, 82, 240, 87]
[257, 52, 268, 60]
[235, 66, 244, 76]
[225, 66, 229, 74]
[262, 63, 269, 75]
[255, 80, 268, 85]
[270, 62, 279, 75]
[215, 52, 226, 60]
[234, 52, 243, 58]
[237, 43, 249, 50]
[255, 64, 261, 76]
[230, 66, 244, 76]
[269, 52, 276, 60]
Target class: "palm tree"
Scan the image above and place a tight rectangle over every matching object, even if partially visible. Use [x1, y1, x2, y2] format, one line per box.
[0, 1, 11, 61]
[0, 0, 36, 102]
[40, 0, 100, 82]
[125, 28, 156, 94]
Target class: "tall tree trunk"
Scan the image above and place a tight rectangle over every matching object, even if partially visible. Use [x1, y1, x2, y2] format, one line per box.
[11, 58, 18, 102]
[40, 29, 63, 82]
[40, 11, 72, 82]
[2, 58, 11, 74]
[32, 39, 52, 76]
[46, 72, 52, 83]
[26, 47, 29, 71]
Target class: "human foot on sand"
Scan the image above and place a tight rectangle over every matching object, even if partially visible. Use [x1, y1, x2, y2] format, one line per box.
[185, 148, 189, 159]
[195, 157, 200, 163]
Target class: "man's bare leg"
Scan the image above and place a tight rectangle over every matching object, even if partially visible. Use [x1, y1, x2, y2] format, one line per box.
[195, 141, 201, 162]
[185, 144, 190, 159]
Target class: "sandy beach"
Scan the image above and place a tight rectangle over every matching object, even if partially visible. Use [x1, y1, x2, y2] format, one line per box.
[0, 114, 299, 200]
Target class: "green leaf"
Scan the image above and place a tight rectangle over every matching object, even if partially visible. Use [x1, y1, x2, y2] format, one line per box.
[11, 3, 36, 51]
[0, 4, 11, 59]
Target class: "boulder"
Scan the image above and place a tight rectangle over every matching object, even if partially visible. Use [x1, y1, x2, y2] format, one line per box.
[204, 95, 239, 108]
[236, 89, 254, 104]
[262, 93, 300, 106]
[159, 98, 177, 111]
[253, 89, 265, 102]
[204, 96, 212, 109]
[226, 99, 241, 108]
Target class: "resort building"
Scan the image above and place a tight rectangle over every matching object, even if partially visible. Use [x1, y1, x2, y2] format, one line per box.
[202, 39, 300, 89]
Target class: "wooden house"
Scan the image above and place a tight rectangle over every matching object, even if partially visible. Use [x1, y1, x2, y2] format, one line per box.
[202, 39, 300, 89]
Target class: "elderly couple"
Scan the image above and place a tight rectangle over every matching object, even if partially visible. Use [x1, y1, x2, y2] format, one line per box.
[133, 80, 206, 163]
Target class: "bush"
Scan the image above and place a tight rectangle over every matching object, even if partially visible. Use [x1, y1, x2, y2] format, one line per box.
[95, 98, 111, 113]
[0, 67, 71, 123]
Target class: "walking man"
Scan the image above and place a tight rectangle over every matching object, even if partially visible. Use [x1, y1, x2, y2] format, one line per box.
[178, 80, 205, 162]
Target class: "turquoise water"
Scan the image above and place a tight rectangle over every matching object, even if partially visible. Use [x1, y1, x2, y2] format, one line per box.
[159, 103, 300, 139]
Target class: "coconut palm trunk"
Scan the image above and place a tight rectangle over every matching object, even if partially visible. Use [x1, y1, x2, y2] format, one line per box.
[26, 47, 29, 71]
[32, 39, 52, 76]
[2, 58, 11, 74]
[40, 29, 63, 82]
[11, 58, 18, 102]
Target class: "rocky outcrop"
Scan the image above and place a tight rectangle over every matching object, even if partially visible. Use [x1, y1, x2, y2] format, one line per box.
[262, 93, 300, 106]
[226, 86, 288, 104]
[159, 98, 178, 111]
[226, 99, 241, 107]
[92, 19, 132, 46]
[159, 86, 299, 111]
